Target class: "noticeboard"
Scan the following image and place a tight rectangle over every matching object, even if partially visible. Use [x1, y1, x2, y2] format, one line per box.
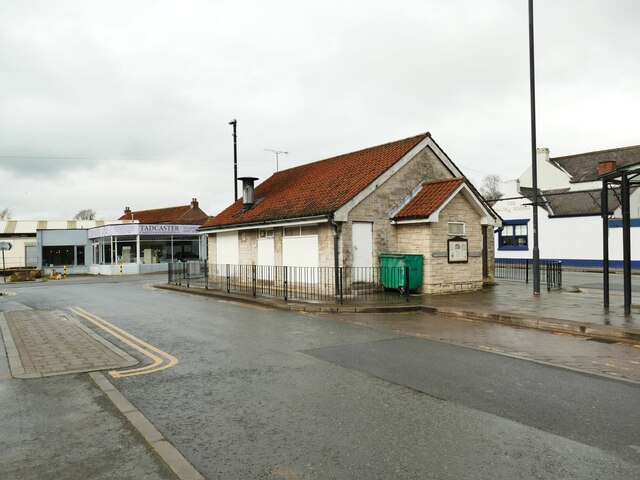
[447, 236, 468, 263]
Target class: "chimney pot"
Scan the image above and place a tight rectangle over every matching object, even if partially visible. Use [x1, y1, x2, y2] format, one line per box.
[598, 160, 616, 177]
[124, 206, 131, 215]
[191, 198, 198, 208]
[238, 177, 259, 210]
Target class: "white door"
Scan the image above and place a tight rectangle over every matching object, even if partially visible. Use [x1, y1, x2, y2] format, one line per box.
[282, 236, 318, 267]
[257, 237, 275, 279]
[352, 222, 373, 283]
[257, 238, 275, 266]
[216, 231, 239, 265]
[352, 222, 373, 269]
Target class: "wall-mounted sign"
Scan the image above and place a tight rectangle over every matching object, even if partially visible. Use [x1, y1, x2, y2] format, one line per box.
[0, 241, 12, 251]
[448, 236, 468, 263]
[88, 224, 200, 239]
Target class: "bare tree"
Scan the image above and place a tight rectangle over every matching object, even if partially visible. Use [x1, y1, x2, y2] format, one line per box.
[479, 174, 504, 204]
[74, 209, 97, 220]
[0, 207, 12, 220]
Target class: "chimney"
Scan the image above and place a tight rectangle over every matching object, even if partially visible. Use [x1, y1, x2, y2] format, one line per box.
[597, 160, 616, 177]
[536, 147, 550, 164]
[191, 198, 199, 209]
[238, 177, 259, 211]
[124, 206, 131, 215]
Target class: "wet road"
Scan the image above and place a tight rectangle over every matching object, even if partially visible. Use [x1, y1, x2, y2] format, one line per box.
[1, 276, 639, 479]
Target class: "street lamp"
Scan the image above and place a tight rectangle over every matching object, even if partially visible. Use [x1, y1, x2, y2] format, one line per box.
[229, 119, 238, 201]
[528, 0, 541, 295]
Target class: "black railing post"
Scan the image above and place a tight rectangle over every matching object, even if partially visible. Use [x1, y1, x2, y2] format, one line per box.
[252, 265, 257, 296]
[226, 264, 230, 292]
[526, 259, 529, 284]
[339, 267, 344, 304]
[204, 262, 209, 290]
[547, 261, 551, 291]
[284, 266, 288, 301]
[186, 262, 190, 288]
[558, 261, 562, 288]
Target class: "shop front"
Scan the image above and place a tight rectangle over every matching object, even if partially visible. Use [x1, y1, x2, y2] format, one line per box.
[88, 223, 205, 275]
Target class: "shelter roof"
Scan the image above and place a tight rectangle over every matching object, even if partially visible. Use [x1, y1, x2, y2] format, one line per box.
[520, 187, 624, 216]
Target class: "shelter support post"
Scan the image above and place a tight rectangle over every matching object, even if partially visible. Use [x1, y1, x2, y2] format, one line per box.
[601, 180, 609, 308]
[621, 174, 632, 315]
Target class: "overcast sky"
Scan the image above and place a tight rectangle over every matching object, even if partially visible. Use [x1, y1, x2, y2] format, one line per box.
[1, 0, 638, 220]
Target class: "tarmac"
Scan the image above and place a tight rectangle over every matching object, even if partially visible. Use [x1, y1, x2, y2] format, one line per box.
[157, 278, 640, 345]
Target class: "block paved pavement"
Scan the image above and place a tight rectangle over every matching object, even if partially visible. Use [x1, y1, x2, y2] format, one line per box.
[0, 310, 137, 378]
[323, 311, 640, 384]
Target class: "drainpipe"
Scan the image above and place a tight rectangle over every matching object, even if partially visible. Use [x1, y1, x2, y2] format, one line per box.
[327, 214, 341, 296]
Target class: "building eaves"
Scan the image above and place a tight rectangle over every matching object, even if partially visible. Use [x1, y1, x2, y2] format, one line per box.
[202, 133, 431, 230]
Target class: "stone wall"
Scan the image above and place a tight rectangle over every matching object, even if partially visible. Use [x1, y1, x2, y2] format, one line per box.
[317, 224, 336, 268]
[238, 229, 258, 265]
[422, 194, 484, 294]
[343, 146, 455, 268]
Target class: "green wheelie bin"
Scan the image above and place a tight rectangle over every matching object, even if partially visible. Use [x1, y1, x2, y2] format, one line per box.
[379, 253, 423, 293]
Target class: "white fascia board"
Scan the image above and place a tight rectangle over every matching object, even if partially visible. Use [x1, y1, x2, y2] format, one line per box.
[391, 218, 433, 225]
[458, 186, 500, 226]
[424, 136, 463, 177]
[200, 217, 327, 234]
[427, 183, 466, 223]
[334, 136, 449, 222]
[393, 184, 499, 227]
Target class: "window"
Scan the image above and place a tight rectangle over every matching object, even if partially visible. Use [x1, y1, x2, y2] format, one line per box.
[259, 228, 274, 239]
[499, 220, 529, 250]
[448, 222, 465, 236]
[284, 225, 317, 237]
[76, 246, 85, 265]
[42, 246, 75, 266]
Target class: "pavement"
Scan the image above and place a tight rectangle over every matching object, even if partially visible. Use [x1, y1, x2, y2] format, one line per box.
[157, 274, 640, 345]
[0, 310, 137, 378]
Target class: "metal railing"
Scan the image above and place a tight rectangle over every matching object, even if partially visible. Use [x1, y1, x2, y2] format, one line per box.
[495, 258, 562, 290]
[168, 262, 413, 304]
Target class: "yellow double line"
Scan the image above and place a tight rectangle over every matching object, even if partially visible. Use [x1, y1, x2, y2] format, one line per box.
[70, 306, 178, 378]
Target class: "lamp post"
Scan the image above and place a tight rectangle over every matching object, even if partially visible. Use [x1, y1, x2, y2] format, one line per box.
[229, 119, 238, 201]
[528, 0, 541, 295]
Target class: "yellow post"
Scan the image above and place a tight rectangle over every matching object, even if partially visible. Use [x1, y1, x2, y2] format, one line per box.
[120, 263, 123, 276]
[63, 265, 67, 279]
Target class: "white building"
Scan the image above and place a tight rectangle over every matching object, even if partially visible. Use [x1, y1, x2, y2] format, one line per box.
[493, 145, 640, 269]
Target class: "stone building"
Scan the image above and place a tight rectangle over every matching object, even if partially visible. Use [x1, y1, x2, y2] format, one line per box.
[200, 132, 500, 293]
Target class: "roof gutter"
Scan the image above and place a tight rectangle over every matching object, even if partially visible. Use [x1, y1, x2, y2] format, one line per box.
[199, 215, 328, 233]
[327, 213, 341, 295]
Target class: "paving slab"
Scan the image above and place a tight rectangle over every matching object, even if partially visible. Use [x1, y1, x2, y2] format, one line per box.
[0, 310, 137, 378]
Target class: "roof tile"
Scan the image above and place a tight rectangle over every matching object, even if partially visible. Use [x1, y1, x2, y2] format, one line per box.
[394, 177, 464, 219]
[202, 133, 430, 228]
[118, 204, 208, 224]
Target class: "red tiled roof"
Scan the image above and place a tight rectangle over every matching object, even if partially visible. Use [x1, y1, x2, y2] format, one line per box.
[202, 133, 430, 229]
[393, 177, 464, 220]
[119, 205, 191, 223]
[118, 204, 209, 224]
